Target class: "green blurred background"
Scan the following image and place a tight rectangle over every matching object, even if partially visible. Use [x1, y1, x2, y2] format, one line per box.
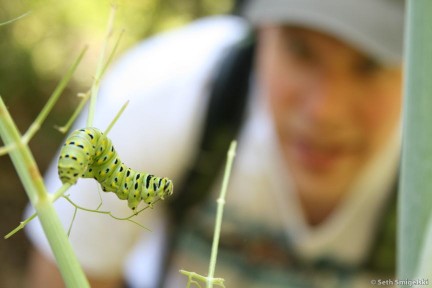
[0, 0, 232, 286]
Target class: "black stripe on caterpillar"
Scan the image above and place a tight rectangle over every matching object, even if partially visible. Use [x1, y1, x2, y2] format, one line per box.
[57, 127, 173, 210]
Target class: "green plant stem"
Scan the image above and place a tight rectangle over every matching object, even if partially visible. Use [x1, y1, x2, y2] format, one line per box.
[104, 100, 129, 135]
[4, 183, 70, 239]
[180, 270, 224, 288]
[207, 141, 237, 288]
[179, 141, 236, 288]
[100, 28, 124, 77]
[5, 182, 155, 239]
[4, 212, 37, 239]
[61, 195, 150, 229]
[87, 5, 117, 127]
[398, 0, 432, 284]
[55, 92, 90, 133]
[23, 46, 87, 143]
[0, 142, 15, 156]
[0, 11, 31, 26]
[0, 97, 89, 287]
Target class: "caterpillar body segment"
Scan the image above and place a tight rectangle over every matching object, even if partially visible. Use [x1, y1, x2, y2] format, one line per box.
[57, 127, 174, 210]
[58, 128, 98, 184]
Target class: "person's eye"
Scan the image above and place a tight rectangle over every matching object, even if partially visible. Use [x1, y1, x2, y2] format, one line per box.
[284, 36, 316, 63]
[354, 57, 382, 77]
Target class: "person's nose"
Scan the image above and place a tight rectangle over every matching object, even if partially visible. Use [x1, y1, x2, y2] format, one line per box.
[301, 69, 355, 129]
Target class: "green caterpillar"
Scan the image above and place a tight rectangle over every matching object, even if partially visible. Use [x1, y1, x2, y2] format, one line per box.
[57, 127, 173, 210]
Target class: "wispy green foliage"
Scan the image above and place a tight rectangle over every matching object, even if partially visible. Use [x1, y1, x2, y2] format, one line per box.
[0, 11, 31, 26]
[0, 1, 233, 286]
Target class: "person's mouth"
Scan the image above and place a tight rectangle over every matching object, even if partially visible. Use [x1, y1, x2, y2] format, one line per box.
[289, 137, 358, 172]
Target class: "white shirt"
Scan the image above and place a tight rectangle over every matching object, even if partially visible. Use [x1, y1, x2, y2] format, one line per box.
[25, 15, 400, 288]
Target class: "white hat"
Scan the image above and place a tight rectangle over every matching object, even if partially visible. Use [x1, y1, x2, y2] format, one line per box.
[242, 0, 405, 64]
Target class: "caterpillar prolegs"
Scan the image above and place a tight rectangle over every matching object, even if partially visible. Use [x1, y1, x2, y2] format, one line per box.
[57, 127, 173, 210]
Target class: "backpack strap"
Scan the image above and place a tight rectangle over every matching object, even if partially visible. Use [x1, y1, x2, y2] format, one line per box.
[167, 34, 255, 222]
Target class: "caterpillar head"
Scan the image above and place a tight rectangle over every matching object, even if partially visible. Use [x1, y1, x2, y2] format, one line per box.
[57, 153, 87, 185]
[160, 178, 173, 199]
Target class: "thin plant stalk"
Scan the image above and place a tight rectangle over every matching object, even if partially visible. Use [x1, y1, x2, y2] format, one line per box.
[398, 0, 432, 284]
[55, 92, 90, 133]
[22, 46, 88, 143]
[87, 5, 117, 127]
[180, 140, 237, 288]
[0, 47, 87, 155]
[56, 29, 123, 134]
[5, 183, 71, 239]
[207, 141, 236, 288]
[0, 97, 89, 287]
[104, 100, 129, 135]
[0, 11, 31, 26]
[100, 28, 124, 77]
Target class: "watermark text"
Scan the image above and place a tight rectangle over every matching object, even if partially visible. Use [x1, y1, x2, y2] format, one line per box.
[370, 278, 429, 286]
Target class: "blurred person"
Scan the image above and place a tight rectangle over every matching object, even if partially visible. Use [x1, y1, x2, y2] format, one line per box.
[25, 0, 404, 287]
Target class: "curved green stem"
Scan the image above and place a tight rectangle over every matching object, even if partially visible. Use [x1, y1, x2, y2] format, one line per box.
[23, 46, 87, 143]
[0, 11, 31, 26]
[0, 97, 89, 287]
[4, 182, 158, 238]
[1, 47, 86, 154]
[61, 195, 151, 231]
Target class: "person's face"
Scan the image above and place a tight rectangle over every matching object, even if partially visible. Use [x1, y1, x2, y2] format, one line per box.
[257, 26, 402, 198]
